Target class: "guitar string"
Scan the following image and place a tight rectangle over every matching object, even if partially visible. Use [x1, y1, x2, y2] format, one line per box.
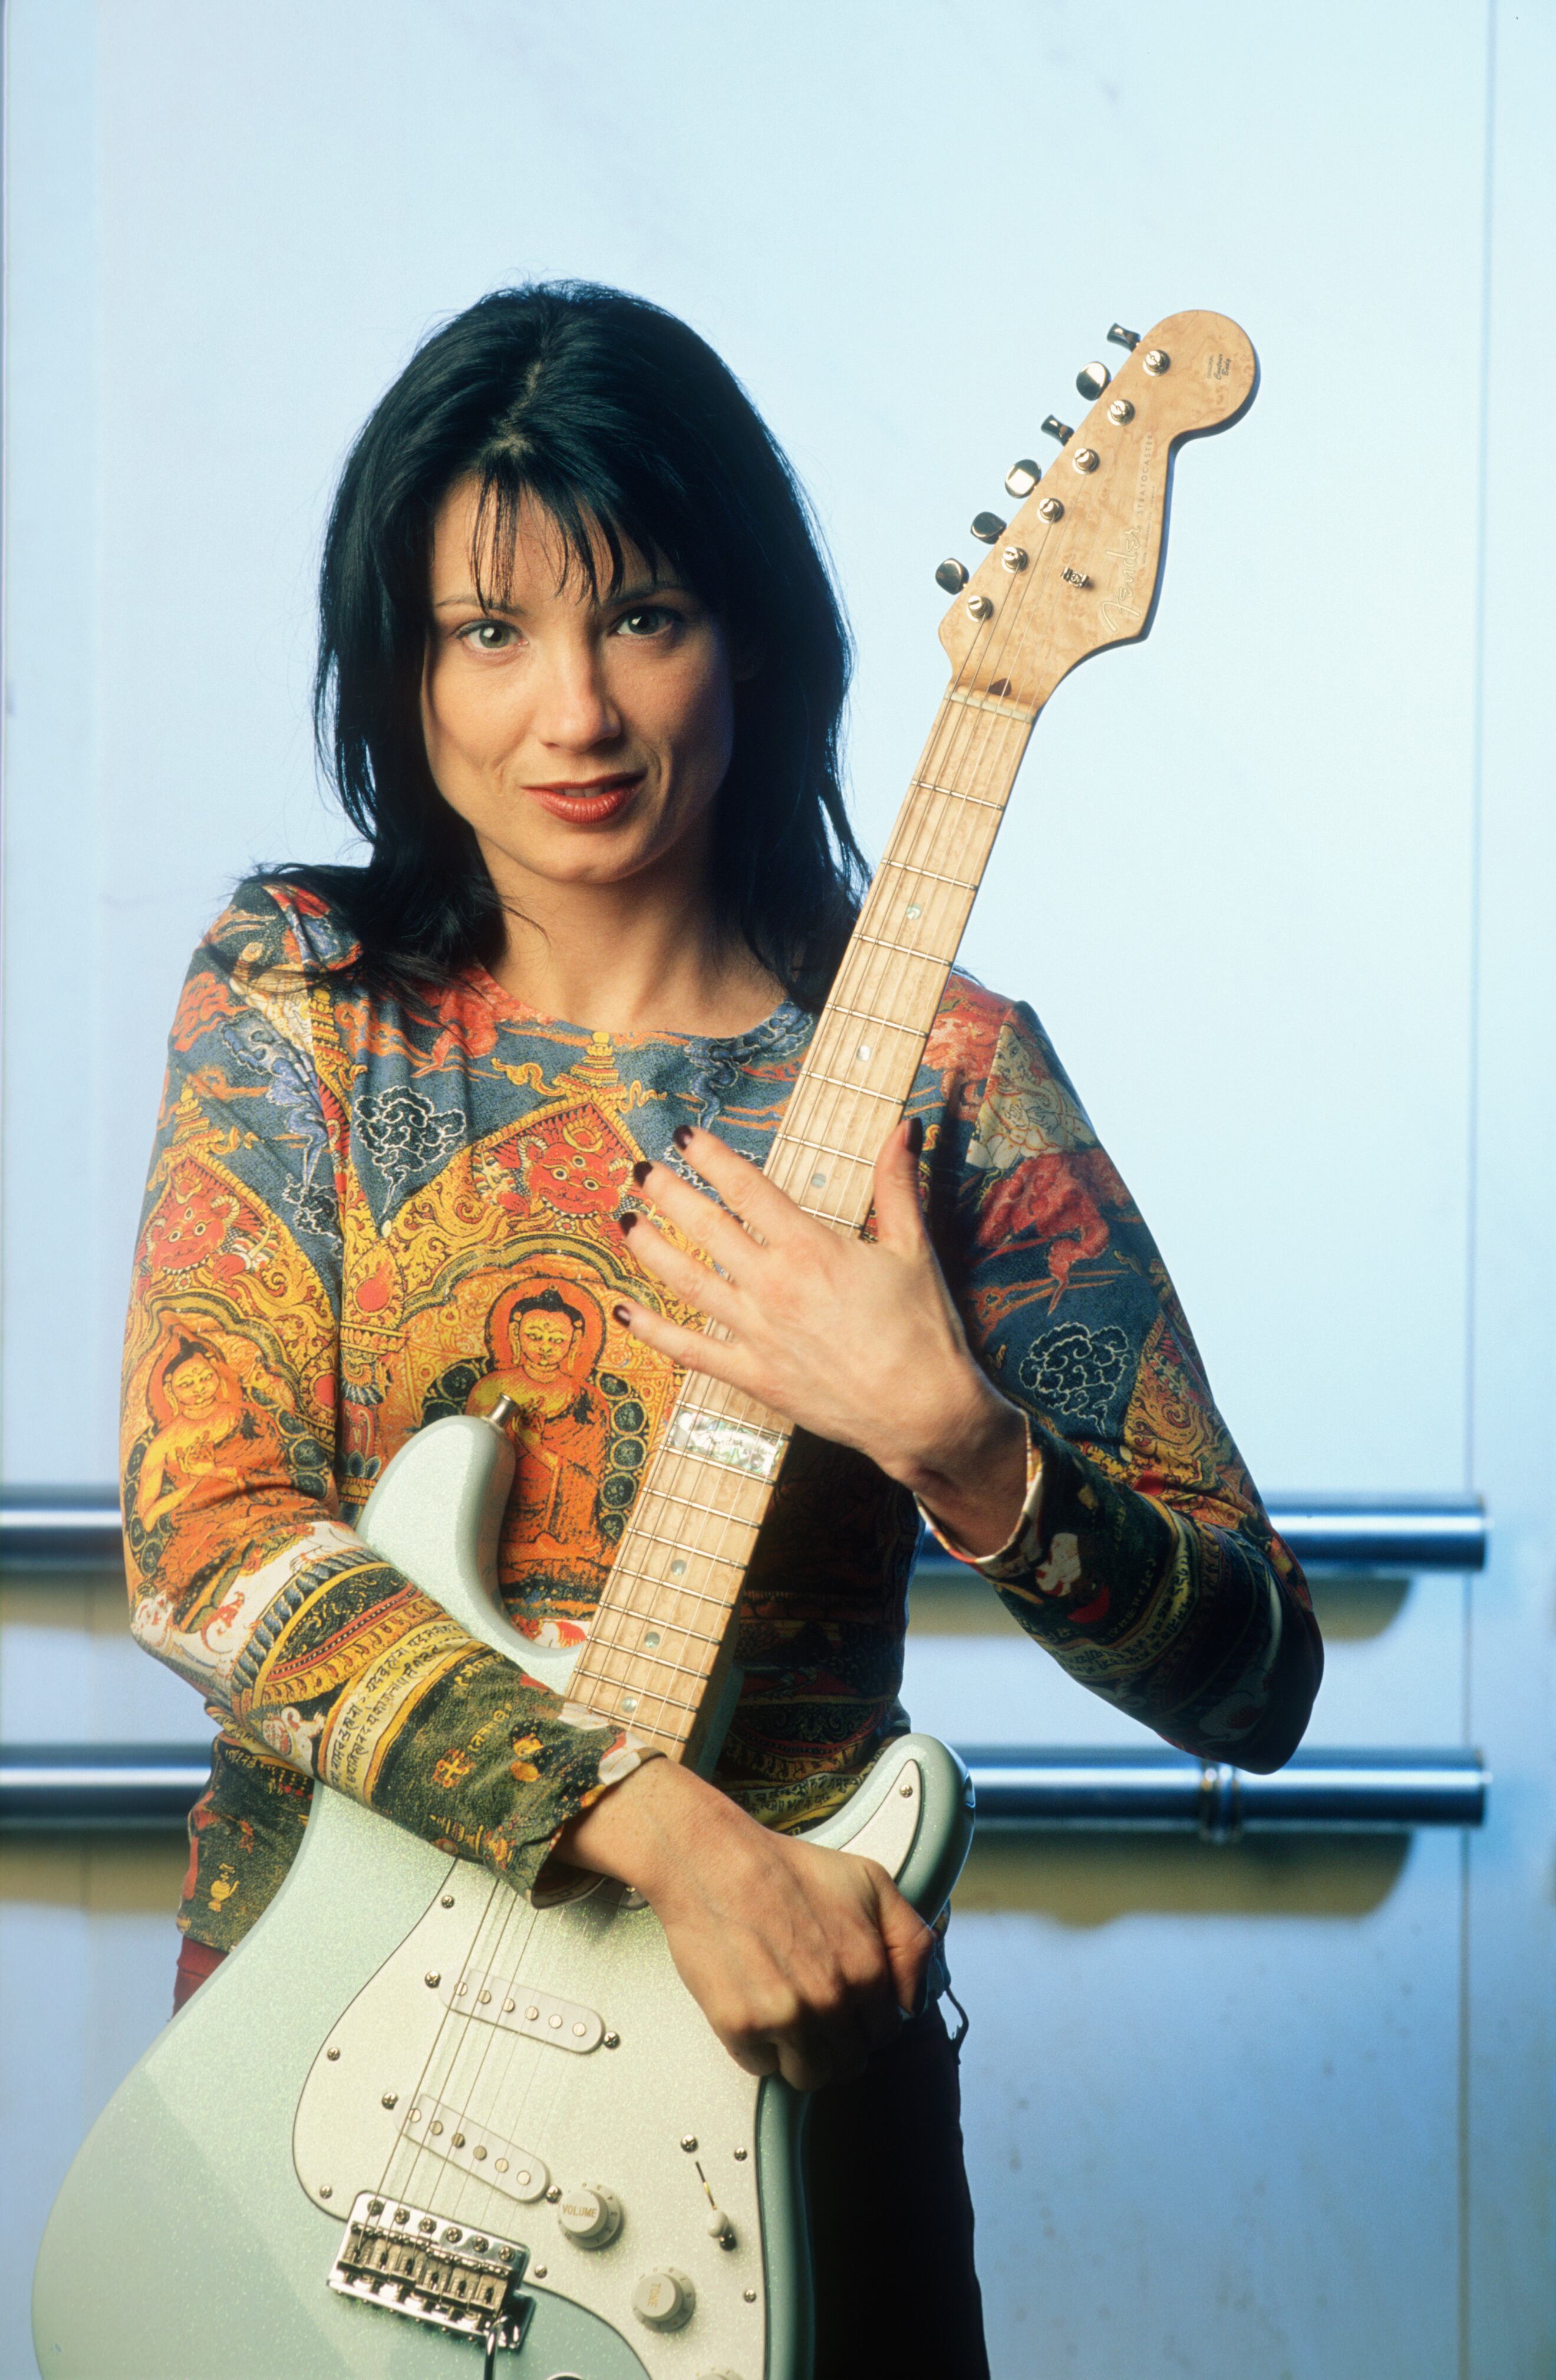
[568, 663, 1034, 1743]
[377, 490, 1067, 2224]
[573, 505, 1055, 1742]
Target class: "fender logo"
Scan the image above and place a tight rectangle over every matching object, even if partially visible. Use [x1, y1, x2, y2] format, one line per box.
[1100, 433, 1156, 632]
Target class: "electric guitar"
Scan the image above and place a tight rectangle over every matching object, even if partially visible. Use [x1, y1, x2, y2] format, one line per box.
[33, 312, 1255, 2380]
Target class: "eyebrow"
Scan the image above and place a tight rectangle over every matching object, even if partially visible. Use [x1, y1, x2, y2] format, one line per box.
[431, 578, 685, 615]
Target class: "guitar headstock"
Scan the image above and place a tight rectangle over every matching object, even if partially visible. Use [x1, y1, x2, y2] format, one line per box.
[937, 309, 1257, 715]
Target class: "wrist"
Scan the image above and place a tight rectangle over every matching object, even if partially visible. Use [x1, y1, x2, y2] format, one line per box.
[555, 1752, 744, 1902]
[902, 1378, 1030, 1558]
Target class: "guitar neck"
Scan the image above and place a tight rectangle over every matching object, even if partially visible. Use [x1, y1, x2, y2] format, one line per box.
[566, 688, 1037, 1760]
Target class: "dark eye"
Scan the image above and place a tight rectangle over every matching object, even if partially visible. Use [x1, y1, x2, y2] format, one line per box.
[615, 605, 677, 638]
[461, 619, 516, 651]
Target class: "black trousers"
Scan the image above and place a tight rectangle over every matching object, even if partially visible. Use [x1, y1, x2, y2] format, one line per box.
[805, 2002, 990, 2379]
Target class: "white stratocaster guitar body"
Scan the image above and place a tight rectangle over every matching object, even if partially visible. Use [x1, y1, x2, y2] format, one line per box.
[32, 1418, 975, 2380]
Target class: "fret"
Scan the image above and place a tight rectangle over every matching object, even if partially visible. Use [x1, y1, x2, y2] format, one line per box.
[631, 1479, 764, 1534]
[773, 1135, 873, 1173]
[852, 929, 968, 963]
[817, 998, 927, 1042]
[780, 1065, 901, 1105]
[875, 856, 981, 892]
[582, 1641, 711, 1690]
[588, 1596, 724, 1648]
[599, 1542, 742, 1599]
[941, 687, 1034, 722]
[586, 1676, 702, 1721]
[907, 776, 1006, 809]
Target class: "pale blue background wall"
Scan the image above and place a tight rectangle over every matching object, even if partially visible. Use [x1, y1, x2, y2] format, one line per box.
[3, 5, 1552, 2376]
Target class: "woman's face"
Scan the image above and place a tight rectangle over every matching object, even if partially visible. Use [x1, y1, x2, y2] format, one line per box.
[421, 479, 740, 902]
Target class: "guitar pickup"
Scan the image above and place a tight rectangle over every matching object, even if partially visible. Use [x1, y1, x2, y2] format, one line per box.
[403, 2095, 550, 2204]
[328, 2191, 532, 2349]
[443, 1972, 604, 2053]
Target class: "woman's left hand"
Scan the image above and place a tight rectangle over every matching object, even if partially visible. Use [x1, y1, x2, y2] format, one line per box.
[614, 1120, 1030, 1558]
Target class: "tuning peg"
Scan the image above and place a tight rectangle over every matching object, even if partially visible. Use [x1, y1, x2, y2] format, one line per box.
[1076, 361, 1111, 401]
[1004, 459, 1041, 499]
[970, 512, 1007, 544]
[934, 558, 969, 595]
[1041, 415, 1074, 446]
[1107, 324, 1140, 351]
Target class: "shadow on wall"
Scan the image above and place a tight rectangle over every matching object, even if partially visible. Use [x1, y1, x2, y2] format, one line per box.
[954, 1829, 1410, 1926]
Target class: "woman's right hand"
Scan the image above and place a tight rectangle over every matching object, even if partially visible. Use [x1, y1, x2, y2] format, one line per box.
[553, 1754, 934, 2092]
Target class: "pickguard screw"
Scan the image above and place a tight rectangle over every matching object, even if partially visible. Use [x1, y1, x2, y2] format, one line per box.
[734, 2148, 748, 2160]
[546, 2185, 562, 2203]
[682, 2135, 698, 2151]
[425, 1972, 441, 1988]
[604, 2030, 621, 2048]
[744, 2287, 758, 2302]
[441, 1894, 455, 1908]
[381, 2092, 398, 2109]
[899, 1782, 914, 1796]
[326, 2046, 340, 2060]
[533, 2265, 548, 2279]
[319, 2184, 332, 2200]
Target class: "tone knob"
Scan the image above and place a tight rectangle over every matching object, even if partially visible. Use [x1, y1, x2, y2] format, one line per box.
[632, 2267, 697, 2330]
[1004, 457, 1041, 498]
[557, 2183, 622, 2247]
[1076, 360, 1111, 400]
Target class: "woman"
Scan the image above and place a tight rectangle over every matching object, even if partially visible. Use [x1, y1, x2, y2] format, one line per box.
[123, 281, 1322, 2376]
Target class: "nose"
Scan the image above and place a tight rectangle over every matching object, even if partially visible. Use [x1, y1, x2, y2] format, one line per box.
[530, 631, 622, 752]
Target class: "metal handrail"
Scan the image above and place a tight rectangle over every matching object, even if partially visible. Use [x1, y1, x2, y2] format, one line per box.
[0, 1742, 1486, 1835]
[0, 1487, 1489, 1573]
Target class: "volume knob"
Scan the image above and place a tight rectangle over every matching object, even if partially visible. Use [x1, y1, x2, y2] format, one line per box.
[632, 2267, 697, 2330]
[557, 2183, 622, 2247]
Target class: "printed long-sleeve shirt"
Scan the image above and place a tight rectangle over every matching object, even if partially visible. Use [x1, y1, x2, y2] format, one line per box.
[123, 880, 1320, 1951]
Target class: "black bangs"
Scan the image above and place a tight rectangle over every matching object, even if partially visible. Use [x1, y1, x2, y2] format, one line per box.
[269, 279, 862, 1005]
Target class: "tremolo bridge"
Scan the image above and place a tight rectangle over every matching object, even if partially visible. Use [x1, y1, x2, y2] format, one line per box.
[328, 2191, 532, 2361]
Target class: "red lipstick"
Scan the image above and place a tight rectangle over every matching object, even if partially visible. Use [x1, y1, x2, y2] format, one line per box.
[526, 773, 642, 825]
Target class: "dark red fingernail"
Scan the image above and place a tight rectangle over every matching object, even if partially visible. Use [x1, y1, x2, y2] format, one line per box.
[617, 1211, 637, 1234]
[631, 1159, 652, 1188]
[672, 1125, 693, 1151]
[612, 1303, 634, 1326]
[906, 1115, 924, 1156]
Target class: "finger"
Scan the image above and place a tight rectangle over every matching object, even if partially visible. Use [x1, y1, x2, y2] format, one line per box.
[618, 1212, 744, 1329]
[869, 1868, 938, 2016]
[671, 1125, 808, 1247]
[629, 1159, 759, 1280]
[869, 1116, 931, 1255]
[610, 1295, 759, 1396]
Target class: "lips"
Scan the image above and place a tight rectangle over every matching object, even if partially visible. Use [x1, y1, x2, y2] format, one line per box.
[526, 774, 642, 825]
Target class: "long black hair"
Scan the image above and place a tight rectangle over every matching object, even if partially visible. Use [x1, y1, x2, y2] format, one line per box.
[275, 281, 864, 1006]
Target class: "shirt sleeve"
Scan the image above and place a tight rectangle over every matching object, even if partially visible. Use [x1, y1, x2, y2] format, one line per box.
[922, 997, 1322, 1772]
[121, 882, 655, 1908]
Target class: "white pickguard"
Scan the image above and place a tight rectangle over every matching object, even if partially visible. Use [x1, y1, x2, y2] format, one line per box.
[293, 1752, 928, 2378]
